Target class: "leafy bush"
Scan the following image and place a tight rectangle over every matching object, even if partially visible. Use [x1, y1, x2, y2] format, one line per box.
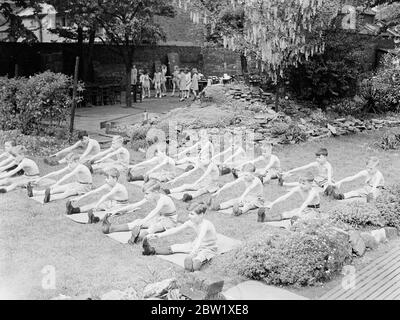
[328, 98, 366, 116]
[0, 130, 70, 157]
[372, 132, 400, 150]
[328, 201, 385, 229]
[231, 219, 351, 287]
[288, 31, 368, 104]
[375, 184, 400, 229]
[360, 54, 400, 113]
[0, 72, 83, 134]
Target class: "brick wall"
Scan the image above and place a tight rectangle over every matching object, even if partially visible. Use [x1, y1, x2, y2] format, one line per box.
[202, 47, 242, 76]
[155, 7, 206, 47]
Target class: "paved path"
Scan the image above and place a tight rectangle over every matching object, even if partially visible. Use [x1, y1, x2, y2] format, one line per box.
[320, 246, 400, 300]
[75, 96, 188, 134]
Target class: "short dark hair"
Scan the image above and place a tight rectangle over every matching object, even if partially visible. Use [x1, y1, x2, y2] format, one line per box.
[78, 131, 88, 140]
[315, 148, 328, 157]
[188, 202, 207, 215]
[300, 171, 315, 183]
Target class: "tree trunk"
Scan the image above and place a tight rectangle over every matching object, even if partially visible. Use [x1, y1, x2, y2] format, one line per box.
[124, 42, 134, 108]
[240, 53, 248, 75]
[83, 29, 96, 83]
[275, 77, 283, 112]
[77, 26, 84, 80]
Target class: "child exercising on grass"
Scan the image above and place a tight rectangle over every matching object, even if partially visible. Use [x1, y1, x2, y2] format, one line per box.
[143, 202, 218, 272]
[66, 168, 128, 224]
[258, 172, 321, 223]
[332, 156, 384, 203]
[102, 179, 178, 245]
[27, 153, 92, 203]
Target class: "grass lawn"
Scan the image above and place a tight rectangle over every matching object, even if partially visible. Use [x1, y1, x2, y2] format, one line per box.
[1, 127, 400, 300]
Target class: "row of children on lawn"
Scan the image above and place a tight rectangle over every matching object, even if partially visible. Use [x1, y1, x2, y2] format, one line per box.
[133, 65, 201, 101]
[0, 132, 385, 271]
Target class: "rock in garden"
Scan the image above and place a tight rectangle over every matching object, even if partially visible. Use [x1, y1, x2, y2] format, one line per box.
[360, 232, 379, 250]
[327, 124, 337, 136]
[101, 287, 139, 300]
[349, 231, 366, 256]
[371, 229, 387, 243]
[384, 227, 398, 240]
[143, 278, 178, 299]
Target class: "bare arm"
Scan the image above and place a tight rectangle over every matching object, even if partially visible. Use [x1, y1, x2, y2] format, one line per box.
[55, 141, 81, 157]
[151, 223, 189, 239]
[140, 199, 165, 225]
[79, 141, 95, 162]
[0, 156, 14, 168]
[268, 187, 299, 209]
[286, 162, 317, 175]
[294, 190, 319, 216]
[94, 186, 119, 209]
[239, 179, 261, 201]
[36, 166, 69, 183]
[336, 171, 366, 187]
[0, 161, 24, 179]
[110, 198, 148, 215]
[129, 156, 159, 170]
[95, 148, 120, 164]
[52, 166, 81, 187]
[75, 184, 109, 202]
[146, 159, 168, 175]
[190, 224, 208, 255]
[216, 178, 244, 196]
[89, 148, 111, 162]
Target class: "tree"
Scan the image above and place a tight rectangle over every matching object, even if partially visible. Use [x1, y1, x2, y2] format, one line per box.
[47, 0, 100, 81]
[0, 0, 41, 42]
[95, 0, 175, 108]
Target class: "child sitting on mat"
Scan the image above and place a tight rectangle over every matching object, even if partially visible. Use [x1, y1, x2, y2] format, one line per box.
[27, 153, 92, 203]
[163, 159, 220, 202]
[0, 146, 40, 193]
[89, 136, 130, 174]
[332, 156, 384, 203]
[237, 143, 282, 185]
[66, 168, 128, 224]
[143, 202, 218, 272]
[102, 179, 177, 245]
[44, 131, 100, 167]
[127, 146, 176, 182]
[278, 148, 335, 196]
[257, 172, 321, 223]
[209, 163, 264, 216]
[0, 141, 19, 173]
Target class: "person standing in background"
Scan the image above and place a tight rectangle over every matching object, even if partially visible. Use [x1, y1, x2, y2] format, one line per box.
[191, 68, 199, 101]
[161, 64, 168, 97]
[171, 66, 180, 97]
[131, 65, 138, 103]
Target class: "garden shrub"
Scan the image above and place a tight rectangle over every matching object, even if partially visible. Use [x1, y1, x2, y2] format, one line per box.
[328, 98, 366, 116]
[0, 129, 70, 156]
[372, 132, 400, 150]
[375, 184, 400, 229]
[287, 31, 368, 105]
[0, 72, 82, 135]
[328, 201, 385, 229]
[231, 219, 351, 287]
[360, 54, 400, 114]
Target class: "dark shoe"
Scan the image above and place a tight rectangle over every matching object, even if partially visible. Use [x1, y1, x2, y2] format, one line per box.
[88, 210, 100, 224]
[84, 162, 94, 174]
[127, 170, 135, 182]
[27, 182, 33, 198]
[290, 216, 300, 225]
[257, 208, 266, 222]
[220, 166, 231, 176]
[324, 185, 336, 197]
[128, 225, 141, 245]
[185, 165, 194, 172]
[184, 256, 194, 272]
[277, 173, 284, 187]
[232, 169, 239, 180]
[144, 174, 150, 183]
[44, 188, 51, 203]
[142, 238, 156, 255]
[163, 188, 171, 195]
[333, 192, 344, 200]
[233, 205, 243, 216]
[182, 194, 193, 202]
[0, 189, 6, 193]
[66, 200, 80, 215]
[102, 214, 111, 234]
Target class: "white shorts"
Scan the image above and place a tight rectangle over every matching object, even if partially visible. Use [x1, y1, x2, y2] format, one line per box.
[196, 181, 219, 194]
[98, 199, 129, 211]
[171, 242, 218, 263]
[241, 195, 264, 208]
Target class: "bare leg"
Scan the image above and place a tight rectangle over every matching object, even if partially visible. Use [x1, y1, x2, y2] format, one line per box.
[50, 188, 80, 201]
[220, 198, 239, 210]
